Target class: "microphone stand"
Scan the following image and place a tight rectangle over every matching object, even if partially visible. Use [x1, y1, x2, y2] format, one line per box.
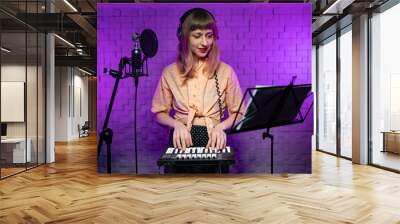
[99, 29, 156, 174]
[98, 58, 128, 173]
[131, 56, 149, 174]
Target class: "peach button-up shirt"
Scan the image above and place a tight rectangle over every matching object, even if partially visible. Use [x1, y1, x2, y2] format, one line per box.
[151, 61, 244, 135]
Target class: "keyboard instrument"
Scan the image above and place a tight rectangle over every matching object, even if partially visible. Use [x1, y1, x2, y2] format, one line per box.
[157, 146, 235, 168]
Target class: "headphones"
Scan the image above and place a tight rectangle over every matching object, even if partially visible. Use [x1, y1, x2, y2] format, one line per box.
[176, 8, 216, 40]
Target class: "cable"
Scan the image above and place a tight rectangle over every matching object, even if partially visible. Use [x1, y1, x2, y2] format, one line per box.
[214, 72, 223, 121]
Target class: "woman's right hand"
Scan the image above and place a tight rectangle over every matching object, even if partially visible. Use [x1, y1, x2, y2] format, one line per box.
[173, 122, 193, 150]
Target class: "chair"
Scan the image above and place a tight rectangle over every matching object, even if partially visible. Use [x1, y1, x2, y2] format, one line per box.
[78, 121, 90, 138]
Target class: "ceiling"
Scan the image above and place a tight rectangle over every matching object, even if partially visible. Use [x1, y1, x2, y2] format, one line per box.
[0, 0, 391, 75]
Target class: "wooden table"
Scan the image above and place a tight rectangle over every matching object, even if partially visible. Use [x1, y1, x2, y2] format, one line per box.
[382, 131, 400, 154]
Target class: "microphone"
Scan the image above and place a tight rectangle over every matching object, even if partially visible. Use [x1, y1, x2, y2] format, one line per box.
[132, 32, 142, 77]
[100, 29, 158, 174]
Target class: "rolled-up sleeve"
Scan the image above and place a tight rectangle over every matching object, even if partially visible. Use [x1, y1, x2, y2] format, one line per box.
[151, 70, 173, 114]
[225, 68, 245, 116]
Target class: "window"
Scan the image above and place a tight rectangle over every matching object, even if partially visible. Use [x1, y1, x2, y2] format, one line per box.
[371, 3, 400, 171]
[317, 36, 337, 155]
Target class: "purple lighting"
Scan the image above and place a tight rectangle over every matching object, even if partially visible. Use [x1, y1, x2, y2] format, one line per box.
[97, 3, 313, 174]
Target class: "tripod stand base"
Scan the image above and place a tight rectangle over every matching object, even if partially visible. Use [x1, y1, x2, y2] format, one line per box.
[99, 128, 113, 173]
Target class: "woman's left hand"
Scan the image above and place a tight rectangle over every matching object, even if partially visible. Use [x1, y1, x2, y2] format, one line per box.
[206, 124, 227, 150]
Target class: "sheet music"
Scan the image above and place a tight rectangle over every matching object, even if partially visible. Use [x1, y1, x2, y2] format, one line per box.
[235, 85, 270, 131]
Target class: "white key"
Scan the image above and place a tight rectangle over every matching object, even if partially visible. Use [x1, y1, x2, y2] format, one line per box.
[206, 154, 211, 159]
[166, 148, 174, 154]
[226, 146, 231, 153]
[176, 154, 181, 159]
[185, 148, 191, 154]
[222, 148, 226, 153]
[202, 154, 207, 159]
[187, 154, 192, 159]
[197, 154, 202, 159]
[197, 147, 203, 154]
[212, 154, 217, 159]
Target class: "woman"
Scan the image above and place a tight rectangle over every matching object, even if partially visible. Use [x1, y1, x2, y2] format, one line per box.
[152, 8, 244, 153]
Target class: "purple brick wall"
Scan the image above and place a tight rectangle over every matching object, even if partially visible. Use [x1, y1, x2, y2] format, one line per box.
[97, 3, 313, 174]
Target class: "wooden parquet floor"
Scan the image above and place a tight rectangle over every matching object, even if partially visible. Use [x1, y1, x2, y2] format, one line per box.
[1, 135, 400, 224]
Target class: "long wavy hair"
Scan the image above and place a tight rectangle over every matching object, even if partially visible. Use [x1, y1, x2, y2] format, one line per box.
[176, 9, 220, 84]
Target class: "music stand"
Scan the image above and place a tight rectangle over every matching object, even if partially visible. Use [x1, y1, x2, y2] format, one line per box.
[229, 81, 312, 173]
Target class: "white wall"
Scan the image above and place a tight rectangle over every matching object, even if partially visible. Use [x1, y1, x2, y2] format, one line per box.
[1, 63, 46, 164]
[72, 72, 89, 138]
[55, 66, 89, 141]
[312, 45, 316, 151]
[1, 65, 40, 137]
[55, 67, 69, 141]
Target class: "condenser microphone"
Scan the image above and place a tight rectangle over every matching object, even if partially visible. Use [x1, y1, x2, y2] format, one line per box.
[132, 32, 142, 77]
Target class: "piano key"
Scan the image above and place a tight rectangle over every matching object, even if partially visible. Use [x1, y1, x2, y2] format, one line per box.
[166, 148, 174, 154]
[226, 146, 231, 153]
[212, 154, 217, 159]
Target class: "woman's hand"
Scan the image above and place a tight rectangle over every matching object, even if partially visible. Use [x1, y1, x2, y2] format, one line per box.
[206, 124, 227, 150]
[173, 122, 193, 150]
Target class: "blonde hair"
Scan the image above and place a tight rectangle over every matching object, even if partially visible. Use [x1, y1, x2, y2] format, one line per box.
[176, 9, 220, 84]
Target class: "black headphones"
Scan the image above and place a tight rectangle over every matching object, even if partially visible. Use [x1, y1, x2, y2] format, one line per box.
[176, 8, 216, 40]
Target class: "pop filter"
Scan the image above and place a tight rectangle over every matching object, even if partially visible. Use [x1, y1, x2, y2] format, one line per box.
[140, 29, 158, 58]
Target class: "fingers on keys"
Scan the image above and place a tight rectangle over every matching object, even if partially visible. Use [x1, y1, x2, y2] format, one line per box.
[206, 132, 226, 150]
[173, 131, 192, 150]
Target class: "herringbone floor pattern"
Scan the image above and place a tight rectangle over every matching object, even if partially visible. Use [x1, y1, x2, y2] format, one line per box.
[1, 135, 400, 223]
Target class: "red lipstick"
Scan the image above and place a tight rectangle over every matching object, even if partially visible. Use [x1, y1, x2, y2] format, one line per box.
[199, 48, 208, 53]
